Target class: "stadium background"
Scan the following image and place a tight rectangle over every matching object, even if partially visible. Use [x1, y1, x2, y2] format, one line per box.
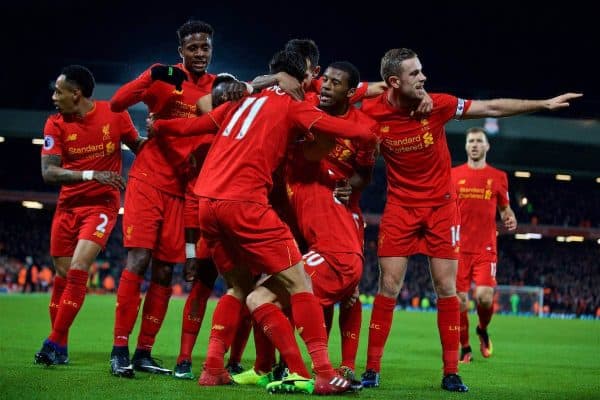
[0, 2, 598, 397]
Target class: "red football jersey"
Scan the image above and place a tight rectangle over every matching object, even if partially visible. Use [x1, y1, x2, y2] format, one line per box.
[288, 170, 363, 255]
[195, 86, 374, 204]
[41, 101, 139, 209]
[286, 107, 375, 255]
[361, 93, 472, 207]
[451, 163, 510, 254]
[111, 63, 215, 196]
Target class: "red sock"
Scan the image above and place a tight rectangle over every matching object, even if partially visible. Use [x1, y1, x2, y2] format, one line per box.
[290, 292, 333, 377]
[113, 270, 143, 347]
[252, 318, 276, 373]
[49, 275, 66, 327]
[228, 306, 251, 365]
[339, 300, 362, 371]
[136, 283, 172, 351]
[48, 269, 88, 347]
[204, 294, 242, 373]
[366, 294, 396, 372]
[477, 303, 493, 330]
[177, 280, 212, 364]
[437, 296, 460, 375]
[460, 310, 470, 348]
[252, 303, 309, 377]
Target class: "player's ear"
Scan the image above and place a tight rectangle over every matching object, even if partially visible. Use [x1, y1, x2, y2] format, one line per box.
[388, 76, 401, 89]
[346, 87, 356, 99]
[178, 46, 184, 59]
[312, 65, 321, 77]
[72, 87, 81, 103]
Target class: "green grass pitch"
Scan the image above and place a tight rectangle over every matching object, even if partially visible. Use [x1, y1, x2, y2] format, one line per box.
[0, 294, 598, 399]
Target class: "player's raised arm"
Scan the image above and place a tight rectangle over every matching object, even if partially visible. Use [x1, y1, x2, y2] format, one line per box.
[463, 92, 583, 119]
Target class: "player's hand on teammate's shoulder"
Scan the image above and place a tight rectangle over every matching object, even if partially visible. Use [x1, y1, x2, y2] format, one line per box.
[145, 113, 157, 138]
[410, 91, 433, 119]
[341, 286, 360, 309]
[334, 179, 352, 205]
[93, 171, 126, 190]
[275, 72, 305, 101]
[150, 64, 188, 91]
[217, 79, 250, 103]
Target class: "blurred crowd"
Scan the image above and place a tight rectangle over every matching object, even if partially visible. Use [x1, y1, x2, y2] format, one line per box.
[361, 167, 600, 228]
[1, 168, 599, 319]
[360, 227, 599, 317]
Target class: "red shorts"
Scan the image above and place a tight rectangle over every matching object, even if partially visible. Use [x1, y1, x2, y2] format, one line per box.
[123, 177, 185, 263]
[198, 198, 302, 275]
[456, 252, 497, 292]
[351, 210, 365, 251]
[184, 187, 200, 229]
[378, 201, 460, 259]
[196, 236, 210, 259]
[303, 250, 362, 306]
[50, 206, 117, 257]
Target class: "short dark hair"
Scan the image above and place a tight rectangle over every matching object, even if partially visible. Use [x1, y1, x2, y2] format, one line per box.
[269, 50, 306, 84]
[212, 73, 236, 88]
[177, 20, 214, 44]
[60, 65, 95, 97]
[380, 48, 418, 85]
[211, 73, 237, 108]
[327, 61, 360, 89]
[284, 39, 319, 67]
[466, 127, 488, 141]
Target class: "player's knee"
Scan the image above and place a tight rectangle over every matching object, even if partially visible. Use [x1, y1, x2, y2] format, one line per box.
[126, 248, 151, 275]
[475, 287, 494, 308]
[245, 290, 265, 312]
[54, 265, 69, 278]
[457, 293, 469, 311]
[379, 274, 402, 297]
[150, 262, 173, 286]
[196, 259, 218, 288]
[477, 295, 493, 308]
[433, 281, 456, 298]
[70, 260, 92, 272]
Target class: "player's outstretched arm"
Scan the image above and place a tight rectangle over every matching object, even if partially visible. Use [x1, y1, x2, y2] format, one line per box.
[152, 114, 219, 137]
[110, 70, 154, 112]
[463, 92, 583, 119]
[150, 65, 187, 91]
[41, 155, 125, 190]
